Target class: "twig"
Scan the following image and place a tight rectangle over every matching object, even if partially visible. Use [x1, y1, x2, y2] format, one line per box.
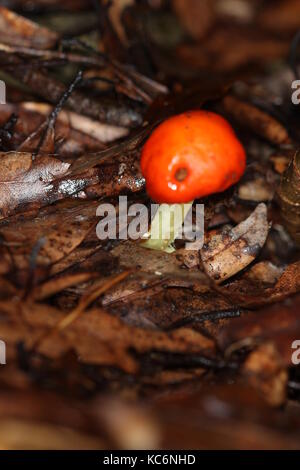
[22, 237, 47, 300]
[166, 309, 242, 331]
[148, 351, 239, 371]
[35, 70, 83, 155]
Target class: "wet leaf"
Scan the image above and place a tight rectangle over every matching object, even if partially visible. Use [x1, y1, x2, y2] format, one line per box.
[0, 0, 300, 450]
[201, 203, 269, 283]
[222, 95, 290, 145]
[0, 152, 69, 217]
[277, 152, 300, 244]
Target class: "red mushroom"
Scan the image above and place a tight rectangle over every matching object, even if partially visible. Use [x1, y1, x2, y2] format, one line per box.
[140, 110, 246, 252]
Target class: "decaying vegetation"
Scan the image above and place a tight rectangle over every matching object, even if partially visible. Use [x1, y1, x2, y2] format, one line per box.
[0, 0, 299, 450]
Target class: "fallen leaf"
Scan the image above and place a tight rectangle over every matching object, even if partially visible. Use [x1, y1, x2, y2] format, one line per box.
[201, 203, 269, 283]
[0, 6, 58, 49]
[0, 152, 69, 217]
[277, 152, 300, 244]
[222, 95, 290, 145]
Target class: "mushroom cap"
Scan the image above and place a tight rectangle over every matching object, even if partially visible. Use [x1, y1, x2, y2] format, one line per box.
[141, 110, 246, 203]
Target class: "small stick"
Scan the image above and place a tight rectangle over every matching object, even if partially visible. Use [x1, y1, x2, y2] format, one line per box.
[34, 70, 83, 155]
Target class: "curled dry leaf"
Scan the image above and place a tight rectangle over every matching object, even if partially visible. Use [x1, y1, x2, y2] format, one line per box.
[277, 152, 300, 244]
[222, 95, 290, 145]
[201, 203, 269, 283]
[222, 261, 300, 308]
[0, 6, 58, 49]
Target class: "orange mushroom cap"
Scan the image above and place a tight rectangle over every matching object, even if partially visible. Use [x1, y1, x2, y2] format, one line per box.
[141, 110, 246, 203]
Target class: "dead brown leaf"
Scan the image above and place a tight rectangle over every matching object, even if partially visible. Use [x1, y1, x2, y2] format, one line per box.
[0, 152, 69, 217]
[222, 95, 290, 145]
[201, 203, 269, 283]
[0, 6, 58, 49]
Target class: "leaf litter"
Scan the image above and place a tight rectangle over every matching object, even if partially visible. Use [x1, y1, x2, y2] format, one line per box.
[0, 0, 299, 450]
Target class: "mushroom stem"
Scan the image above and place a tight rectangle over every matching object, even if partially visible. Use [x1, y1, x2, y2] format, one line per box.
[141, 201, 193, 253]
